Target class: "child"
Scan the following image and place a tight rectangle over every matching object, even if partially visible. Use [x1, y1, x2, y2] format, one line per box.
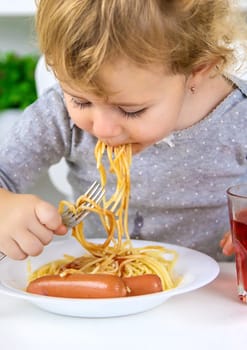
[0, 0, 246, 261]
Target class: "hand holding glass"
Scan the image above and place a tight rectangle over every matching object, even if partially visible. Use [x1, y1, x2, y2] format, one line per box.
[227, 184, 247, 303]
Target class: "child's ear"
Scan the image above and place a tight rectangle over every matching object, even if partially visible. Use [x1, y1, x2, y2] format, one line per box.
[186, 61, 218, 90]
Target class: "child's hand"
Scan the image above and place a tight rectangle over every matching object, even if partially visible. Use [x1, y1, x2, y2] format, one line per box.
[0, 188, 68, 260]
[220, 231, 235, 256]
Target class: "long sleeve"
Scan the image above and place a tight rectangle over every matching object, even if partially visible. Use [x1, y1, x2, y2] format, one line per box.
[0, 85, 72, 193]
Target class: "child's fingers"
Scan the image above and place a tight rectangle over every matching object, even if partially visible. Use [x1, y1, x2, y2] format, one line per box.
[0, 238, 27, 260]
[28, 220, 54, 245]
[13, 229, 45, 257]
[35, 201, 62, 230]
[35, 201, 68, 236]
[54, 224, 68, 235]
[219, 232, 229, 247]
[220, 231, 235, 256]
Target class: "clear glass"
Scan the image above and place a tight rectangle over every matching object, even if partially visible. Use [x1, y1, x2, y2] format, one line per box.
[227, 184, 247, 303]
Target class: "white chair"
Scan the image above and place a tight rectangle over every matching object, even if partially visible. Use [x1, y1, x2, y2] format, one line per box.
[34, 55, 57, 96]
[35, 55, 73, 201]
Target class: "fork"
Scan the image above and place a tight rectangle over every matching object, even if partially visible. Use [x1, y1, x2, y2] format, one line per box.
[0, 181, 105, 262]
[61, 180, 105, 228]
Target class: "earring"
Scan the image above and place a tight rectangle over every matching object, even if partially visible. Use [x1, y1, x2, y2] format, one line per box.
[190, 86, 196, 94]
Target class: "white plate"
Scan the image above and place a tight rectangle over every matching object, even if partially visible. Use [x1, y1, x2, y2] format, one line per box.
[0, 238, 219, 318]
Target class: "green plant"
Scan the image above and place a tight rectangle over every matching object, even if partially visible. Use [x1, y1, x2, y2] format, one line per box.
[0, 52, 39, 111]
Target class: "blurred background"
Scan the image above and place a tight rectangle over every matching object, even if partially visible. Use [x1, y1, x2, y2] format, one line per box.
[0, 0, 73, 206]
[0, 0, 247, 207]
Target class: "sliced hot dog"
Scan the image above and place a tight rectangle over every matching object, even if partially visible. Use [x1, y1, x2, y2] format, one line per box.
[26, 273, 127, 298]
[122, 274, 163, 296]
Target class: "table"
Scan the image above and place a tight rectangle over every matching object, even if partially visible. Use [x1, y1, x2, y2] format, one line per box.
[0, 262, 245, 350]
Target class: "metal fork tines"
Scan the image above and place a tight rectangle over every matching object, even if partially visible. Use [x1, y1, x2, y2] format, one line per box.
[61, 181, 105, 228]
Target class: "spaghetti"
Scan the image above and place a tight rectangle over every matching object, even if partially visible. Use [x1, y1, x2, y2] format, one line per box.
[28, 141, 180, 292]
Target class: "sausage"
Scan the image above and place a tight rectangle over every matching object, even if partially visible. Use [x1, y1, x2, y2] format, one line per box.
[26, 274, 127, 298]
[26, 273, 163, 298]
[122, 274, 163, 296]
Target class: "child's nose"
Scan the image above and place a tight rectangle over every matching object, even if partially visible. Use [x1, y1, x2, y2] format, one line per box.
[92, 110, 122, 139]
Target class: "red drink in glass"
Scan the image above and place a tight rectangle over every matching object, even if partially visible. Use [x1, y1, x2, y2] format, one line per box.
[231, 211, 247, 300]
[227, 184, 247, 303]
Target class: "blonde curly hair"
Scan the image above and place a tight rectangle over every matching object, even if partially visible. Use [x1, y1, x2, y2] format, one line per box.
[36, 0, 247, 94]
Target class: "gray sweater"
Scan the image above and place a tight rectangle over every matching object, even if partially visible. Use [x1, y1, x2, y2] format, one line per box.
[1, 76, 247, 261]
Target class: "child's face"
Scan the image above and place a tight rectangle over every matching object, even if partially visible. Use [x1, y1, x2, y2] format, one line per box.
[62, 59, 188, 154]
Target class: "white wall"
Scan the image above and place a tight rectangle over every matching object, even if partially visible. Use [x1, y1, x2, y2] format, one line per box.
[0, 16, 38, 55]
[0, 0, 37, 54]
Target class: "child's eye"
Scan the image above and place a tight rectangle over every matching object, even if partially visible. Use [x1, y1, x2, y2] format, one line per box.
[119, 108, 146, 119]
[71, 98, 91, 109]
[70, 96, 146, 119]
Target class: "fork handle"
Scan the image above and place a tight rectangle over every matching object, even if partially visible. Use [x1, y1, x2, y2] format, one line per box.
[0, 251, 6, 261]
